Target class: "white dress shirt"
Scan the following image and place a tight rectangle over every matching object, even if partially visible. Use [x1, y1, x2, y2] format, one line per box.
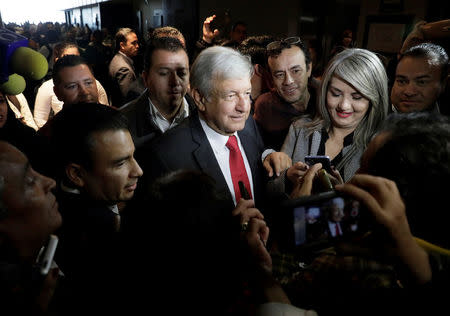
[199, 118, 254, 205]
[148, 96, 190, 132]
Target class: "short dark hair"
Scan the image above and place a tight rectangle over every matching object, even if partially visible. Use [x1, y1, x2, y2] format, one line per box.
[52, 54, 91, 85]
[238, 35, 275, 67]
[50, 103, 129, 178]
[52, 41, 78, 62]
[400, 43, 449, 83]
[266, 36, 311, 71]
[143, 36, 186, 73]
[151, 26, 185, 47]
[368, 112, 450, 247]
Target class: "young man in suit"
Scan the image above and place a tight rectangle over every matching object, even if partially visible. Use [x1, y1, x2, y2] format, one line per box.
[120, 36, 192, 147]
[47, 103, 143, 315]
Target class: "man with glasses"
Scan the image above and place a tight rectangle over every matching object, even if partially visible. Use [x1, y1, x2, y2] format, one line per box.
[253, 37, 317, 150]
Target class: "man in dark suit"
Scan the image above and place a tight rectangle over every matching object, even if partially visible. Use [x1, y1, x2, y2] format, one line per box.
[108, 27, 143, 108]
[47, 103, 143, 315]
[120, 36, 193, 147]
[138, 45, 267, 211]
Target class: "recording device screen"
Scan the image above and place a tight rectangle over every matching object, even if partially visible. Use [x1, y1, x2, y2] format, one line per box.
[281, 191, 369, 252]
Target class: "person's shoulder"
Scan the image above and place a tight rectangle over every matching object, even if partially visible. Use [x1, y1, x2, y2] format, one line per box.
[255, 91, 278, 105]
[120, 91, 147, 114]
[145, 115, 193, 150]
[109, 53, 124, 69]
[292, 116, 311, 128]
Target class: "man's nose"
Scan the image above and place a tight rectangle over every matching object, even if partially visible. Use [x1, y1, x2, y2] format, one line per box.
[283, 72, 294, 85]
[402, 82, 418, 96]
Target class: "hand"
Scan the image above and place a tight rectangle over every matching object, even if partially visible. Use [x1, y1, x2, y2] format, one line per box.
[335, 174, 432, 284]
[202, 15, 220, 43]
[335, 174, 408, 238]
[329, 166, 344, 185]
[35, 267, 60, 313]
[264, 152, 292, 177]
[290, 163, 322, 199]
[245, 218, 271, 273]
[232, 198, 264, 232]
[286, 161, 309, 184]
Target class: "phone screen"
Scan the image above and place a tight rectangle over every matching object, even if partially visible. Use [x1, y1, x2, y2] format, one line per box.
[293, 196, 363, 246]
[279, 191, 369, 254]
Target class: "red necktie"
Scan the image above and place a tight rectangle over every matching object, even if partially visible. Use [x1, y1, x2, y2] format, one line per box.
[335, 223, 341, 236]
[226, 135, 252, 202]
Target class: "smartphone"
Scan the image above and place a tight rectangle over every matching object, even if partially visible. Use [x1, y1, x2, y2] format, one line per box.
[305, 155, 333, 174]
[36, 234, 59, 276]
[238, 180, 251, 200]
[279, 191, 370, 254]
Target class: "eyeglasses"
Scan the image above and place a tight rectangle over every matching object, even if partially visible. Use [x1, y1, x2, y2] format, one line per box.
[266, 36, 302, 50]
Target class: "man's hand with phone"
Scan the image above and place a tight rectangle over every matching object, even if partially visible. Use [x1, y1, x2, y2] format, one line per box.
[286, 161, 309, 184]
[335, 174, 432, 284]
[290, 163, 323, 199]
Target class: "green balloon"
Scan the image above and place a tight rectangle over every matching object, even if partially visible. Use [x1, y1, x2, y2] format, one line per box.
[0, 73, 26, 95]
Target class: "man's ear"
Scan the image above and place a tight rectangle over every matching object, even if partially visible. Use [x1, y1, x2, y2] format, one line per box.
[65, 163, 85, 188]
[306, 61, 313, 78]
[192, 89, 206, 112]
[119, 41, 126, 52]
[53, 85, 63, 102]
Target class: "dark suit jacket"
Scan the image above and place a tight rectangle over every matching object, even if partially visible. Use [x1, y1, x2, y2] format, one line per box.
[54, 188, 125, 314]
[138, 110, 267, 212]
[120, 89, 197, 148]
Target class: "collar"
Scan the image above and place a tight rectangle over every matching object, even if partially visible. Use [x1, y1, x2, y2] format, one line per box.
[199, 117, 238, 152]
[60, 181, 80, 194]
[59, 181, 118, 213]
[148, 96, 189, 122]
[148, 96, 189, 132]
[118, 51, 134, 65]
[322, 128, 354, 147]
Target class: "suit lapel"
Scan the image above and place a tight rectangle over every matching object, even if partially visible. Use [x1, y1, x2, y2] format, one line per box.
[190, 113, 234, 204]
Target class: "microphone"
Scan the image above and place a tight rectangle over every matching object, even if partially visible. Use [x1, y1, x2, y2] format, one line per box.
[0, 27, 48, 95]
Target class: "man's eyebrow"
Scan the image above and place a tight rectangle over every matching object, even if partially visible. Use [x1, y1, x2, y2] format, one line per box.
[414, 75, 432, 79]
[112, 155, 131, 164]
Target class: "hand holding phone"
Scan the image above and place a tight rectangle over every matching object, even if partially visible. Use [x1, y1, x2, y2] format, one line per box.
[36, 234, 58, 276]
[305, 155, 333, 174]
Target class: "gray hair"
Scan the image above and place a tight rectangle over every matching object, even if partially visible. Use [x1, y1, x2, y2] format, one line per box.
[190, 46, 254, 99]
[307, 48, 388, 168]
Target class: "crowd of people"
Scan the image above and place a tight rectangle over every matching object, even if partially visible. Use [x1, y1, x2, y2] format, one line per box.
[1, 16, 450, 316]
